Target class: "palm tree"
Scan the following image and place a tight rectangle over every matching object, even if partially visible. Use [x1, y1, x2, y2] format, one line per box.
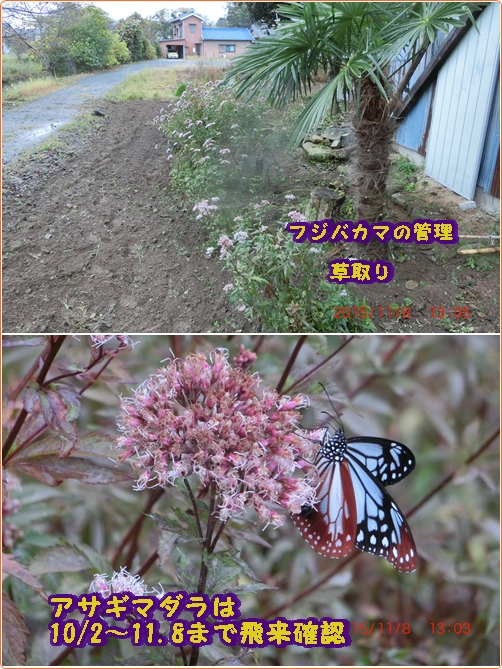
[226, 2, 479, 251]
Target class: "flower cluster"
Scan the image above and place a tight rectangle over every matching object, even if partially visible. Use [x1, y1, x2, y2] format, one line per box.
[156, 79, 272, 195]
[90, 567, 164, 597]
[116, 349, 318, 528]
[90, 335, 136, 350]
[193, 198, 219, 221]
[287, 211, 305, 222]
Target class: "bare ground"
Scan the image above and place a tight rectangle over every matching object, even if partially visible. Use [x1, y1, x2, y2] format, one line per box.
[2, 98, 499, 334]
[2, 100, 249, 333]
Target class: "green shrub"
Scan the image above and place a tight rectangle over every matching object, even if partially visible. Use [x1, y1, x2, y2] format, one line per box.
[106, 33, 131, 66]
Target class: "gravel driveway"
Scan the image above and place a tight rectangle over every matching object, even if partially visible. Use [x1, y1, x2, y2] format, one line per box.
[2, 59, 187, 163]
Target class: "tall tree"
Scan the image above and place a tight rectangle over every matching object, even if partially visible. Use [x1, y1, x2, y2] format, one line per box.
[225, 3, 252, 27]
[116, 12, 157, 62]
[228, 1, 478, 251]
[247, 2, 280, 27]
[146, 8, 172, 39]
[2, 2, 82, 72]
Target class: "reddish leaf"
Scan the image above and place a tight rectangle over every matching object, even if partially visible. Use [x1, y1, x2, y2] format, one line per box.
[29, 542, 110, 575]
[37, 384, 81, 456]
[7, 431, 132, 485]
[2, 554, 48, 599]
[22, 382, 40, 414]
[2, 594, 29, 666]
[13, 455, 132, 486]
[9, 431, 117, 462]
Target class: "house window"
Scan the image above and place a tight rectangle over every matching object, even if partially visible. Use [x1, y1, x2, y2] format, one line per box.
[189, 23, 196, 33]
[225, 44, 236, 52]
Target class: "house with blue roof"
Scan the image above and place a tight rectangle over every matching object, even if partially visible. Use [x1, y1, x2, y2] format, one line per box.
[159, 12, 254, 60]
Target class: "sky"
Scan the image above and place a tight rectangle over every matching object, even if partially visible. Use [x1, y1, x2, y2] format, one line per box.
[90, 1, 228, 22]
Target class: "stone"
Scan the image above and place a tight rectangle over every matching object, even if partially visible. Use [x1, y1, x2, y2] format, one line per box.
[302, 141, 337, 161]
[92, 109, 106, 117]
[309, 134, 326, 144]
[391, 193, 407, 208]
[320, 126, 345, 141]
[459, 200, 477, 211]
[305, 187, 346, 220]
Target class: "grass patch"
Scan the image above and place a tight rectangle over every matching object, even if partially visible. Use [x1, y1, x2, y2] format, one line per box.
[3, 74, 84, 103]
[2, 54, 43, 86]
[391, 154, 420, 192]
[106, 65, 192, 100]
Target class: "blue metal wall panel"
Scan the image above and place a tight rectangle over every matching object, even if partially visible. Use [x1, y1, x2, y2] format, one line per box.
[477, 75, 500, 192]
[396, 85, 432, 152]
[424, 3, 500, 199]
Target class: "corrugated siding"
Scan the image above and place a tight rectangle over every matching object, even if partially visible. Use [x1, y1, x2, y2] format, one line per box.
[424, 3, 500, 199]
[392, 32, 447, 89]
[477, 75, 500, 192]
[396, 85, 432, 152]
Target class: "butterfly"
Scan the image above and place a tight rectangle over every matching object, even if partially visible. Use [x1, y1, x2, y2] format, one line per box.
[292, 426, 417, 572]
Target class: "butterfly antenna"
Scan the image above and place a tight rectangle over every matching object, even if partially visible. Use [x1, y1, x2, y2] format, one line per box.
[318, 382, 344, 431]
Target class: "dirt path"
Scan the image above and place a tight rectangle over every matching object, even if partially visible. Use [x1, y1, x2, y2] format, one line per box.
[2, 99, 247, 332]
[2, 59, 187, 163]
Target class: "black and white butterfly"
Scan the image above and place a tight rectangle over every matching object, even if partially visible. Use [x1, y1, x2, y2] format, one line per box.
[292, 426, 417, 572]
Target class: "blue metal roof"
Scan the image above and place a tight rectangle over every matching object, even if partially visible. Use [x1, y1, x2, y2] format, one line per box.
[202, 28, 254, 41]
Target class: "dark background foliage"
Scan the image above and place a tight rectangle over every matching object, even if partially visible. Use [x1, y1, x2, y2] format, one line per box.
[2, 334, 499, 666]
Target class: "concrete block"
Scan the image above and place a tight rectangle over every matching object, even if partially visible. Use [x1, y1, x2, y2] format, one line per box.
[459, 200, 477, 211]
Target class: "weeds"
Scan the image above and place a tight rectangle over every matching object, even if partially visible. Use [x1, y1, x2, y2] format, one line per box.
[106, 66, 189, 101]
[391, 154, 419, 191]
[3, 74, 84, 103]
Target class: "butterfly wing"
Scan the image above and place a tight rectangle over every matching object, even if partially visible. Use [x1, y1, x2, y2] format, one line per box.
[346, 437, 415, 486]
[292, 455, 357, 558]
[345, 451, 417, 572]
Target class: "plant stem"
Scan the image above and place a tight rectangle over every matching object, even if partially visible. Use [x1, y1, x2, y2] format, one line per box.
[2, 335, 66, 460]
[190, 484, 220, 666]
[276, 335, 308, 393]
[113, 488, 164, 569]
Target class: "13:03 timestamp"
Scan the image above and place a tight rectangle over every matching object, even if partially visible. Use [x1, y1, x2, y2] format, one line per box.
[430, 306, 471, 318]
[430, 622, 471, 634]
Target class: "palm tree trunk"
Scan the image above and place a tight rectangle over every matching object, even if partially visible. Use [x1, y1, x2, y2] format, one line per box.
[353, 76, 395, 258]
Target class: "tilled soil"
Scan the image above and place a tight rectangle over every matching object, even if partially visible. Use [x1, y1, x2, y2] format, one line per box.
[2, 100, 249, 333]
[2, 96, 499, 334]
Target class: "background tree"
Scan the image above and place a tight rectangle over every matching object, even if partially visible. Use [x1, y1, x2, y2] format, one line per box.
[228, 2, 478, 251]
[116, 12, 157, 62]
[218, 2, 253, 28]
[247, 2, 280, 27]
[62, 6, 114, 72]
[2, 2, 82, 73]
[2, 2, 131, 75]
[146, 8, 173, 40]
[170, 7, 196, 19]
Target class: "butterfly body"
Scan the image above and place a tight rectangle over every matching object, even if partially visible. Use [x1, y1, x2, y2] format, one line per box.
[293, 428, 417, 572]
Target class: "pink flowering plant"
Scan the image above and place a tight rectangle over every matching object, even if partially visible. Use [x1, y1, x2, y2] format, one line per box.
[3, 335, 500, 666]
[116, 350, 318, 640]
[155, 77, 273, 197]
[203, 201, 374, 332]
[114, 346, 320, 664]
[153, 66, 371, 333]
